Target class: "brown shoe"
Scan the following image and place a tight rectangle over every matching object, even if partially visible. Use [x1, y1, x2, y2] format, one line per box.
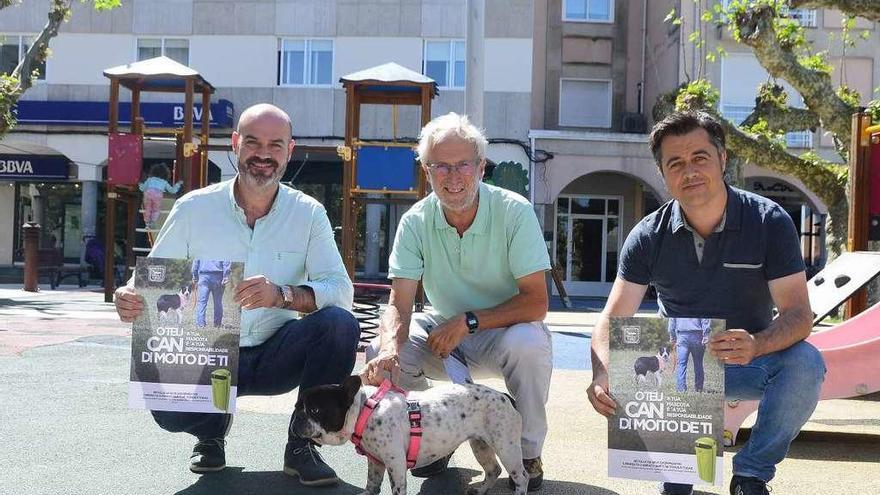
[508, 456, 543, 491]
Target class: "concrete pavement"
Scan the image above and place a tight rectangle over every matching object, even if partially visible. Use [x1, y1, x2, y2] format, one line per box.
[2, 284, 878, 495]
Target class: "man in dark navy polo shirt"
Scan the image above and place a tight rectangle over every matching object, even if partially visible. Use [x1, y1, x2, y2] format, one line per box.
[586, 112, 825, 495]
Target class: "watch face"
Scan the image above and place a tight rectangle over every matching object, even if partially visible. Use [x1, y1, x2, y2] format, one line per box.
[466, 313, 478, 330]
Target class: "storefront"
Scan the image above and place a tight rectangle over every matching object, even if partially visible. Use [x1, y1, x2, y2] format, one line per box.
[0, 142, 78, 264]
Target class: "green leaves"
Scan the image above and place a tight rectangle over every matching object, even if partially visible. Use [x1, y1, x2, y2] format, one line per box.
[89, 0, 121, 11]
[674, 79, 720, 111]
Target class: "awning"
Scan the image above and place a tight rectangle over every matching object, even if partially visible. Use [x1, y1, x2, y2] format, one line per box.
[0, 142, 74, 181]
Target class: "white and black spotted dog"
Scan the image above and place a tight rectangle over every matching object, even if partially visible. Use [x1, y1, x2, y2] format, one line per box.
[155, 284, 192, 326]
[633, 347, 670, 388]
[292, 375, 529, 495]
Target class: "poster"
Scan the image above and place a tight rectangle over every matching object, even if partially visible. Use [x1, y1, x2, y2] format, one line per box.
[128, 257, 243, 414]
[608, 316, 725, 486]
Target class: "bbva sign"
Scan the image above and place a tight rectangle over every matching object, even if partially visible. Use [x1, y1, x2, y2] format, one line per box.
[0, 159, 34, 174]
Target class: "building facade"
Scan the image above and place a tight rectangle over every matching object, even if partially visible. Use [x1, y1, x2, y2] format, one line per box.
[530, 0, 879, 297]
[0, 0, 535, 279]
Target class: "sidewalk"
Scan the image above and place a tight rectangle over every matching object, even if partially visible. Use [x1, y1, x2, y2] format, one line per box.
[2, 285, 878, 495]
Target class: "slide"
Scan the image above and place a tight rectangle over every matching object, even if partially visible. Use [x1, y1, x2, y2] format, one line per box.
[723, 301, 880, 446]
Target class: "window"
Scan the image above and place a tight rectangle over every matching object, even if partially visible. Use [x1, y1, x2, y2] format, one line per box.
[559, 79, 612, 128]
[786, 8, 817, 28]
[0, 35, 45, 80]
[564, 0, 613, 22]
[721, 1, 816, 27]
[137, 38, 189, 65]
[722, 104, 813, 149]
[278, 39, 333, 86]
[423, 40, 465, 89]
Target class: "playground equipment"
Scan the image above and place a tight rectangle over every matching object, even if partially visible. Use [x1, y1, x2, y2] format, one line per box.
[336, 62, 437, 280]
[724, 298, 880, 446]
[336, 63, 437, 330]
[101, 56, 216, 302]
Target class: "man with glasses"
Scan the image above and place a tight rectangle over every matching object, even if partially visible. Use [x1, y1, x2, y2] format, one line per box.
[361, 112, 552, 491]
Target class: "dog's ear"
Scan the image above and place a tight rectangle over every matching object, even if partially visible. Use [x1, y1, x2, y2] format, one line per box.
[342, 375, 361, 403]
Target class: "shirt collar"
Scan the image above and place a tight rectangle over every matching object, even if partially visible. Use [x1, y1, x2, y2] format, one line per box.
[433, 182, 489, 235]
[671, 184, 741, 233]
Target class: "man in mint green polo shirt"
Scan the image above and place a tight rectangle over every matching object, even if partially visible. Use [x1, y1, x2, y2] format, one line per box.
[362, 112, 552, 491]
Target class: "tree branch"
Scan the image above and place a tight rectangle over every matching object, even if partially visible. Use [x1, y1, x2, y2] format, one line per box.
[12, 0, 71, 93]
[741, 104, 820, 133]
[789, 0, 880, 22]
[735, 5, 856, 150]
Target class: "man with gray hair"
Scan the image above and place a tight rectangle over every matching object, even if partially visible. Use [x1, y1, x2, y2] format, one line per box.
[362, 112, 552, 491]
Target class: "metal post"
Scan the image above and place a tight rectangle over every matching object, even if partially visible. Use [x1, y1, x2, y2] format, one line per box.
[22, 222, 41, 292]
[465, 0, 485, 127]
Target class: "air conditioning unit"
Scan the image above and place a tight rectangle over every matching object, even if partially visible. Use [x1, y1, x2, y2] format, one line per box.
[621, 112, 647, 134]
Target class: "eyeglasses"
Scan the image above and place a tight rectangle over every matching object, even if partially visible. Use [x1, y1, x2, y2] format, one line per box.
[427, 160, 478, 176]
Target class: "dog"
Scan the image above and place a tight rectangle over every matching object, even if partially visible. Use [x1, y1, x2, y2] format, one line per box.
[156, 284, 192, 326]
[291, 375, 529, 495]
[633, 347, 670, 388]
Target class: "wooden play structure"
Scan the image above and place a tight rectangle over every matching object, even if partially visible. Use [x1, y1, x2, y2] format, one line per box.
[101, 56, 216, 302]
[337, 62, 437, 280]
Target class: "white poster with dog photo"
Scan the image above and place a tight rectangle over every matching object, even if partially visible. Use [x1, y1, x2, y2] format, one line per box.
[608, 316, 725, 486]
[128, 257, 243, 414]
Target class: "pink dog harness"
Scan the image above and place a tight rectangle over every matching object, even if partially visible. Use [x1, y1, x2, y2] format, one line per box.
[351, 379, 422, 468]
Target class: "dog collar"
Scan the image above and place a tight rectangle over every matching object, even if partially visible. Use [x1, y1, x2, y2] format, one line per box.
[351, 379, 423, 469]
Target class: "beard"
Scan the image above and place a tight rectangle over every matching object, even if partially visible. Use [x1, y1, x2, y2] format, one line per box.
[238, 155, 285, 189]
[435, 180, 480, 213]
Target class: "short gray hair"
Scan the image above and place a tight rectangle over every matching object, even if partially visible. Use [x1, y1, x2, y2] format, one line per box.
[416, 112, 488, 165]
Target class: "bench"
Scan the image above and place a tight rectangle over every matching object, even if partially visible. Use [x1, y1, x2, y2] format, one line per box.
[36, 248, 84, 289]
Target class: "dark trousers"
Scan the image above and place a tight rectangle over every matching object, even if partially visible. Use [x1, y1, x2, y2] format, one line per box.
[151, 306, 360, 448]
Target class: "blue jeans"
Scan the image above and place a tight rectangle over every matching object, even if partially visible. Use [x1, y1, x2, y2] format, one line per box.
[674, 332, 706, 392]
[726, 340, 825, 481]
[195, 273, 225, 327]
[151, 307, 360, 448]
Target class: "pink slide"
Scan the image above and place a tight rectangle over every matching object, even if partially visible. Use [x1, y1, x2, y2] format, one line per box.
[723, 302, 880, 446]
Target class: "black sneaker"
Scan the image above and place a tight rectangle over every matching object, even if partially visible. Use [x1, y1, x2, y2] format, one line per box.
[660, 482, 693, 495]
[410, 453, 452, 478]
[507, 457, 544, 491]
[189, 438, 226, 473]
[283, 442, 338, 486]
[730, 475, 770, 495]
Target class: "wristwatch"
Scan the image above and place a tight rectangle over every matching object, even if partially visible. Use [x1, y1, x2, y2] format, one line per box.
[278, 284, 295, 310]
[464, 311, 479, 334]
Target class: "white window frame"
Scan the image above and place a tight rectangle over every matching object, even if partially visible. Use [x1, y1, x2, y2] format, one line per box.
[135, 37, 190, 65]
[558, 78, 613, 128]
[554, 194, 624, 285]
[721, 1, 816, 27]
[722, 104, 814, 149]
[278, 38, 335, 88]
[422, 39, 465, 90]
[2, 34, 46, 82]
[787, 8, 818, 28]
[562, 0, 614, 24]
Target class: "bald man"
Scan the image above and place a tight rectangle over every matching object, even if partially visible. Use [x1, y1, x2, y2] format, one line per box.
[114, 104, 358, 486]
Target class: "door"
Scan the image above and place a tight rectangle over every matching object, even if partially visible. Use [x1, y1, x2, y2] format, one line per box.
[554, 195, 622, 297]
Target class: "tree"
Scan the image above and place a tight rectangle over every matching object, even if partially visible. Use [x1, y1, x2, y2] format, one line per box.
[659, 0, 880, 254]
[0, 0, 120, 136]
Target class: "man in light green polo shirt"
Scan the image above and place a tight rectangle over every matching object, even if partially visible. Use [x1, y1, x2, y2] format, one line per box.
[362, 112, 552, 491]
